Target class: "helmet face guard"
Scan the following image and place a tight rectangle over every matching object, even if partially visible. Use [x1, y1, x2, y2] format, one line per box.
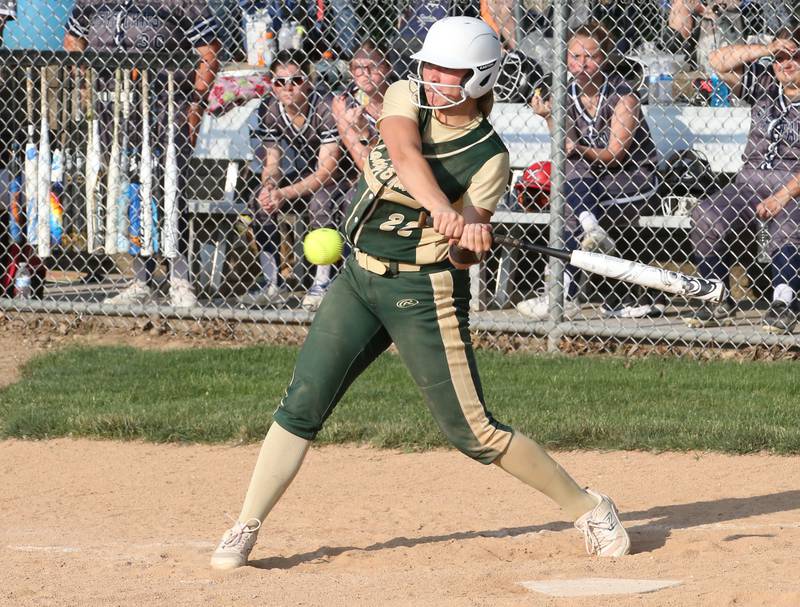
[408, 66, 469, 110]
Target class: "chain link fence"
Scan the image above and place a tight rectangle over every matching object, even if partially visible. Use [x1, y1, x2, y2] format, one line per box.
[1, 1, 799, 355]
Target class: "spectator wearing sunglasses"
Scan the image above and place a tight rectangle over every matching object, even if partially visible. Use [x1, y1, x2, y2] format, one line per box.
[242, 49, 345, 311]
[685, 24, 800, 333]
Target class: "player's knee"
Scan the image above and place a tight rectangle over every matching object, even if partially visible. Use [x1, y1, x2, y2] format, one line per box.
[443, 427, 511, 465]
[272, 377, 330, 440]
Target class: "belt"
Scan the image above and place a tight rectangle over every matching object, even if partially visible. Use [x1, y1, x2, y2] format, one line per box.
[354, 249, 424, 276]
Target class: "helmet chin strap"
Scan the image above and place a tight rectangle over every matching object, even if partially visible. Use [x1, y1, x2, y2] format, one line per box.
[408, 76, 468, 110]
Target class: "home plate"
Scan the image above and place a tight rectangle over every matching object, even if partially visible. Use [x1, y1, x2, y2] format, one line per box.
[520, 578, 682, 597]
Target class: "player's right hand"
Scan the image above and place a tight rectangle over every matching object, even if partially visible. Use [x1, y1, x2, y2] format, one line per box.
[530, 93, 552, 118]
[431, 205, 464, 241]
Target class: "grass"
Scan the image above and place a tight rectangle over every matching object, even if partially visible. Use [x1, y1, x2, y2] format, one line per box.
[0, 345, 799, 453]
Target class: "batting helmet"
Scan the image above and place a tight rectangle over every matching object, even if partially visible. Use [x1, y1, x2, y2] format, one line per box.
[514, 161, 552, 210]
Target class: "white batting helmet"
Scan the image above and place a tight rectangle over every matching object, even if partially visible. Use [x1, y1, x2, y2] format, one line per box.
[408, 17, 502, 109]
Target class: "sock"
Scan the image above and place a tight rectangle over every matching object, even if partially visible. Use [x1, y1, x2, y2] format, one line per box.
[313, 264, 331, 287]
[238, 422, 311, 524]
[773, 284, 795, 305]
[578, 210, 600, 233]
[258, 251, 279, 287]
[494, 432, 598, 520]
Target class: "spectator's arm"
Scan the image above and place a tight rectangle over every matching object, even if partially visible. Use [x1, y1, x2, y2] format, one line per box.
[573, 94, 639, 167]
[482, 0, 516, 50]
[668, 0, 703, 41]
[188, 39, 221, 147]
[277, 141, 340, 201]
[260, 145, 282, 187]
[710, 40, 795, 94]
[337, 121, 372, 171]
[756, 170, 800, 220]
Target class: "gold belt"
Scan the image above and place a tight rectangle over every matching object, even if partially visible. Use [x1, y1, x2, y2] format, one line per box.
[354, 249, 423, 275]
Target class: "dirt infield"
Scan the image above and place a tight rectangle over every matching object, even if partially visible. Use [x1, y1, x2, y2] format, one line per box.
[2, 335, 800, 606]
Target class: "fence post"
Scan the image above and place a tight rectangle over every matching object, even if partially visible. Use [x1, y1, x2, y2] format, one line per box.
[546, 0, 571, 353]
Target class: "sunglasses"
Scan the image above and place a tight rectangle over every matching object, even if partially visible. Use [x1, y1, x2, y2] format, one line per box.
[273, 75, 306, 88]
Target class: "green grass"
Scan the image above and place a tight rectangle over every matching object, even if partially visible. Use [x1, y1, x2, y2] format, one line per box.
[0, 345, 798, 453]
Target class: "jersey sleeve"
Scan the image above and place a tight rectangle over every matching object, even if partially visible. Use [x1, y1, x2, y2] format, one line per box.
[462, 152, 511, 213]
[66, 0, 91, 40]
[182, 0, 220, 48]
[317, 96, 340, 145]
[254, 98, 281, 147]
[376, 80, 420, 128]
[739, 61, 771, 106]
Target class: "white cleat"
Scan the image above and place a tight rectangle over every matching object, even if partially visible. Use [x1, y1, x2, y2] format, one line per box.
[169, 277, 198, 308]
[105, 280, 152, 305]
[210, 518, 261, 571]
[516, 293, 580, 320]
[574, 489, 631, 557]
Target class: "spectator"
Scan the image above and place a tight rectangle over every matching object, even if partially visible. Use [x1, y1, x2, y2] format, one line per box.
[685, 25, 800, 334]
[665, 0, 796, 74]
[331, 40, 392, 172]
[66, 0, 221, 308]
[516, 20, 660, 320]
[241, 49, 344, 311]
[389, 0, 479, 77]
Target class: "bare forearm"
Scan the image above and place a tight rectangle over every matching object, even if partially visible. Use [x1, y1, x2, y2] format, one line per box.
[279, 168, 336, 200]
[773, 172, 800, 206]
[710, 43, 770, 75]
[337, 123, 370, 170]
[668, 0, 695, 40]
[392, 148, 450, 211]
[574, 144, 627, 166]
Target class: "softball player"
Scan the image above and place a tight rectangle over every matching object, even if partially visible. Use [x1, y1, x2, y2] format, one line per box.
[686, 24, 800, 334]
[211, 17, 630, 570]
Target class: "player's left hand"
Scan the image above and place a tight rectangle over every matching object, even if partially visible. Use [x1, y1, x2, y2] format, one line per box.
[756, 195, 786, 219]
[453, 222, 493, 255]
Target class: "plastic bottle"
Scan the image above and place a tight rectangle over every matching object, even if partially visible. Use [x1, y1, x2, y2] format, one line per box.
[278, 19, 304, 51]
[254, 31, 276, 67]
[244, 8, 272, 65]
[647, 57, 661, 105]
[756, 219, 771, 264]
[277, 20, 294, 51]
[657, 59, 674, 104]
[710, 72, 731, 107]
[14, 262, 32, 299]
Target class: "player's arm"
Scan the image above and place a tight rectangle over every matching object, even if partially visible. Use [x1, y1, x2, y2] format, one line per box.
[380, 115, 463, 239]
[278, 141, 340, 201]
[260, 145, 282, 187]
[449, 206, 492, 269]
[572, 94, 638, 166]
[756, 170, 800, 220]
[709, 39, 795, 94]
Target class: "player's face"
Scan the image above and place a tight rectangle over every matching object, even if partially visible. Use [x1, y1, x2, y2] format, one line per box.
[351, 54, 391, 97]
[773, 46, 800, 87]
[272, 63, 311, 107]
[567, 36, 604, 84]
[420, 63, 470, 107]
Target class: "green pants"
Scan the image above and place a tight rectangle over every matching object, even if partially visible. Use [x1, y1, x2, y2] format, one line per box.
[273, 257, 514, 464]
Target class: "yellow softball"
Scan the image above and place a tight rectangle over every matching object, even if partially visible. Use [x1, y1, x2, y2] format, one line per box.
[303, 228, 344, 265]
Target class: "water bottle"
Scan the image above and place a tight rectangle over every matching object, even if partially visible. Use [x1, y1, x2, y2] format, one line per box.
[756, 219, 771, 264]
[710, 72, 731, 107]
[244, 7, 272, 65]
[657, 59, 674, 104]
[14, 262, 33, 299]
[290, 21, 306, 50]
[277, 20, 294, 51]
[647, 57, 660, 105]
[254, 31, 276, 67]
